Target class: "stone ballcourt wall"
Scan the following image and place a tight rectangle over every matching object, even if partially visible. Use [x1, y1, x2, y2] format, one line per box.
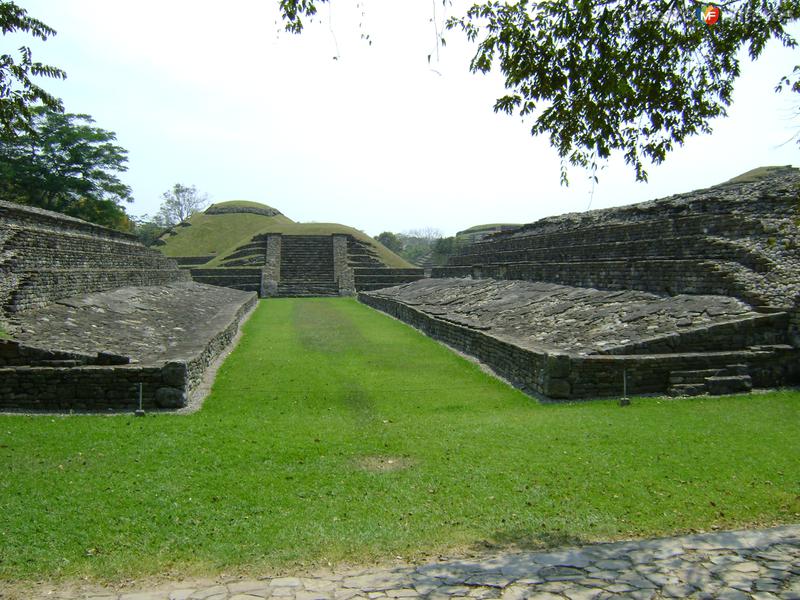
[359, 292, 799, 399]
[438, 170, 800, 308]
[0, 292, 257, 411]
[0, 363, 187, 411]
[363, 171, 800, 399]
[0, 200, 256, 412]
[0, 200, 190, 314]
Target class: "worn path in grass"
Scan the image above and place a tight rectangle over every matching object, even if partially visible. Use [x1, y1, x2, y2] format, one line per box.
[0, 298, 799, 587]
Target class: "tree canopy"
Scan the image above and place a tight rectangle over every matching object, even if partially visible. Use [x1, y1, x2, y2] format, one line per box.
[0, 107, 133, 229]
[278, 0, 799, 182]
[156, 183, 209, 226]
[0, 1, 65, 135]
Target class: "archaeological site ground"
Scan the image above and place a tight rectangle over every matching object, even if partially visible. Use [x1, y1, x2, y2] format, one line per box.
[0, 167, 799, 591]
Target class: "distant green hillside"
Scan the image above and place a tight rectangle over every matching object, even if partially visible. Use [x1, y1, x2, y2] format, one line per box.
[155, 201, 413, 268]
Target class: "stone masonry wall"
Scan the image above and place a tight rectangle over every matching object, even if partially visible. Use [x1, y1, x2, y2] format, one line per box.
[0, 290, 257, 411]
[359, 292, 799, 399]
[0, 339, 127, 367]
[1, 200, 190, 314]
[262, 233, 282, 297]
[333, 234, 355, 296]
[0, 363, 188, 411]
[442, 170, 800, 308]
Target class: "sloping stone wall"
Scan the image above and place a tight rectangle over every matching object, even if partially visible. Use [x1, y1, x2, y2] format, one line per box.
[360, 287, 799, 399]
[0, 201, 190, 314]
[439, 169, 800, 308]
[0, 285, 257, 411]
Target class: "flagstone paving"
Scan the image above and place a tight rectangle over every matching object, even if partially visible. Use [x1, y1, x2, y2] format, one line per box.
[13, 525, 800, 600]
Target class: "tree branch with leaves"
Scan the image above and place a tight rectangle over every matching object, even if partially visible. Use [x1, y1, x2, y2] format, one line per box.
[0, 1, 66, 135]
[277, 0, 799, 182]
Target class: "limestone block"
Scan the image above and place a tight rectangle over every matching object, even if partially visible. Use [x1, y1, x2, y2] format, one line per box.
[161, 361, 189, 388]
[155, 386, 186, 408]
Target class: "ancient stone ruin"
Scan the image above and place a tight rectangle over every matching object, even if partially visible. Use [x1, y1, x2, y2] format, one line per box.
[0, 200, 256, 411]
[159, 203, 426, 297]
[361, 167, 800, 399]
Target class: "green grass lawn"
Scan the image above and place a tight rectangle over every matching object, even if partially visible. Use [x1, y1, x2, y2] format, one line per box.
[1, 298, 798, 584]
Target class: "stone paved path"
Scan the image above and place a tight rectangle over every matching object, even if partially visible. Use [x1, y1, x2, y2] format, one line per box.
[13, 525, 800, 600]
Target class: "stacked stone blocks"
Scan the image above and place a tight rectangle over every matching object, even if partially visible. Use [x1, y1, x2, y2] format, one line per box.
[363, 170, 800, 399]
[0, 200, 256, 411]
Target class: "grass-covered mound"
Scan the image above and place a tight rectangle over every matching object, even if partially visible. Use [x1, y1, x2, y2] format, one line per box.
[725, 165, 796, 184]
[157, 200, 412, 268]
[1, 298, 798, 583]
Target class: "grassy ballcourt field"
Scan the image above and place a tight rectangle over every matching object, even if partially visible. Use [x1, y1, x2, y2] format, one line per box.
[1, 298, 798, 583]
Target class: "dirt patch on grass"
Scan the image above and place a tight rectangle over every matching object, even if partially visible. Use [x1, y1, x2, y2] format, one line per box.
[353, 455, 414, 472]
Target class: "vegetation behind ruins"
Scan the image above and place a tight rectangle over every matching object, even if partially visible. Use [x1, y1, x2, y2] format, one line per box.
[0, 299, 797, 583]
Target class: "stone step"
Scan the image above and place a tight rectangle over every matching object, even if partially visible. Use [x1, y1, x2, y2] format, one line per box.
[706, 375, 753, 396]
[354, 268, 425, 276]
[668, 369, 723, 385]
[667, 383, 707, 397]
[725, 363, 750, 376]
[30, 359, 83, 367]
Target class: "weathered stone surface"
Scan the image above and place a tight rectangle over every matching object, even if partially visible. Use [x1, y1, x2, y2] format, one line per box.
[439, 168, 800, 308]
[27, 525, 797, 600]
[1, 282, 256, 411]
[155, 386, 186, 408]
[363, 279, 769, 355]
[360, 278, 799, 399]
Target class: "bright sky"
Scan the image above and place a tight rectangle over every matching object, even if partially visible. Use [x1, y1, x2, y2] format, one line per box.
[13, 0, 800, 236]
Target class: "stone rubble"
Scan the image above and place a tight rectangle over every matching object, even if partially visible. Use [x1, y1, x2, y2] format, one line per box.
[12, 525, 799, 600]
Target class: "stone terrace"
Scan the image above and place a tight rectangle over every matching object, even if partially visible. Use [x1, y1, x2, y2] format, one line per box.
[0, 201, 256, 412]
[361, 279, 798, 399]
[364, 279, 783, 356]
[437, 168, 800, 308]
[190, 231, 424, 297]
[0, 200, 191, 313]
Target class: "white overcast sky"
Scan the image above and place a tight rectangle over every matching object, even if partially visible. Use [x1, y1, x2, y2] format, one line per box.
[12, 1, 800, 236]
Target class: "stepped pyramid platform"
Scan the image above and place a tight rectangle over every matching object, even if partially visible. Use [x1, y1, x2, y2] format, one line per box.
[160, 202, 425, 297]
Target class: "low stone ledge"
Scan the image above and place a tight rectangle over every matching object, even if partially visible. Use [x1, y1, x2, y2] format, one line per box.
[3, 283, 258, 412]
[359, 291, 800, 399]
[0, 364, 185, 411]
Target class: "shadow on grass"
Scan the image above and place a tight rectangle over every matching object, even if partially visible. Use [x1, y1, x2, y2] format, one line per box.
[475, 526, 588, 553]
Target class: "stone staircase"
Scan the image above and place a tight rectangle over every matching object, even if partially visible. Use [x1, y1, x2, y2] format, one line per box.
[278, 235, 338, 297]
[668, 364, 753, 397]
[347, 237, 384, 268]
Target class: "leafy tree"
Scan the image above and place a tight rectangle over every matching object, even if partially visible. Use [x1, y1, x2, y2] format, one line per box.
[433, 235, 456, 256]
[376, 231, 403, 253]
[156, 183, 209, 226]
[130, 215, 167, 246]
[0, 106, 133, 229]
[278, 0, 800, 182]
[0, 1, 66, 135]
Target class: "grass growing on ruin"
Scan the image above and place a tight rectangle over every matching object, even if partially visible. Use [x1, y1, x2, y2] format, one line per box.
[159, 201, 413, 268]
[1, 298, 799, 584]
